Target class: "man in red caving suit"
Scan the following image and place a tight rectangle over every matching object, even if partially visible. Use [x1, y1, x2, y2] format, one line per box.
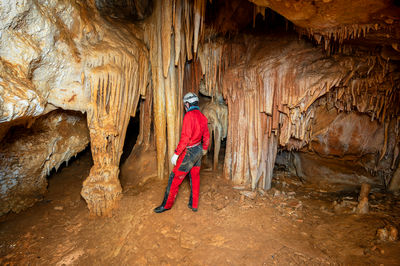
[154, 92, 210, 213]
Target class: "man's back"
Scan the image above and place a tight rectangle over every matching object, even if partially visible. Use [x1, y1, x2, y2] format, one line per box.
[175, 108, 209, 156]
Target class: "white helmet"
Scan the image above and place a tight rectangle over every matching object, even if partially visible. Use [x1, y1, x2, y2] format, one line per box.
[183, 92, 199, 104]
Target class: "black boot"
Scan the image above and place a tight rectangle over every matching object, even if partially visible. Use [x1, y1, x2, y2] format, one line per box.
[187, 204, 198, 212]
[154, 205, 170, 213]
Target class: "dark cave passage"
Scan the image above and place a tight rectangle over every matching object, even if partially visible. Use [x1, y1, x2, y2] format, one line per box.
[120, 108, 141, 166]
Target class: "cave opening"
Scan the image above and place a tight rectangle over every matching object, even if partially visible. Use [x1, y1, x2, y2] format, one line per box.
[120, 106, 141, 165]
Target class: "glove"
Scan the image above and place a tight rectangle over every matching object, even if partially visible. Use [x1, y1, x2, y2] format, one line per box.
[171, 154, 179, 166]
[202, 149, 207, 156]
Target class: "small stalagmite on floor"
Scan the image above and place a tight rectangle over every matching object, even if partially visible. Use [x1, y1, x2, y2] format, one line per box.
[356, 183, 371, 214]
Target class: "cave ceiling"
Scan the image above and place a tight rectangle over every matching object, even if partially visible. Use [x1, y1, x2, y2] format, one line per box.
[94, 0, 400, 53]
[249, 0, 400, 50]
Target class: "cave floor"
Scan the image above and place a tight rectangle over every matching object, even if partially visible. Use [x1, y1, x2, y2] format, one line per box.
[1, 150, 400, 265]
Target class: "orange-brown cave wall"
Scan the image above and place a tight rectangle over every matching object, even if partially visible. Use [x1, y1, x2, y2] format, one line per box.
[193, 32, 400, 191]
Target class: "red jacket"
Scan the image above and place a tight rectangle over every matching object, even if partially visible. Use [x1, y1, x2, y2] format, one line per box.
[175, 108, 210, 156]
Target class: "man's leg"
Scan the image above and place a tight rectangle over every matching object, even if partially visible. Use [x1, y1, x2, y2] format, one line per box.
[155, 146, 201, 213]
[154, 150, 189, 213]
[188, 165, 200, 210]
[163, 169, 187, 209]
[188, 153, 201, 211]
[188, 172, 193, 208]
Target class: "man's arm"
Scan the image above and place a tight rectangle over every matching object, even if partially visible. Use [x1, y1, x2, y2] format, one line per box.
[175, 114, 192, 156]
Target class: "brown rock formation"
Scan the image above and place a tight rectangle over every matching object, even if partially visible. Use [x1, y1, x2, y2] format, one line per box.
[0, 110, 89, 215]
[193, 33, 399, 190]
[201, 99, 228, 170]
[249, 0, 400, 49]
[0, 0, 149, 215]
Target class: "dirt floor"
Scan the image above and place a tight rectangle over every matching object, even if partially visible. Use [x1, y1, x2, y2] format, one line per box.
[1, 149, 400, 265]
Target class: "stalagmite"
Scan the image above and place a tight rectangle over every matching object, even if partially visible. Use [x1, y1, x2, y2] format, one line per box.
[356, 183, 371, 214]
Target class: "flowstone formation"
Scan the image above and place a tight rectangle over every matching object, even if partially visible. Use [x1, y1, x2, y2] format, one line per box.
[201, 98, 228, 170]
[191, 34, 400, 190]
[0, 0, 150, 216]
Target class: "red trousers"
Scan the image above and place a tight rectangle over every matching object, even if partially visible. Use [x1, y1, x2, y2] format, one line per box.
[161, 145, 203, 209]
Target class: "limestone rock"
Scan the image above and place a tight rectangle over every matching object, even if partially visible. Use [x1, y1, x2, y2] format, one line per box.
[95, 0, 152, 21]
[201, 100, 228, 170]
[356, 197, 369, 214]
[0, 110, 89, 215]
[377, 225, 398, 242]
[1, 0, 151, 216]
[240, 190, 257, 200]
[388, 164, 400, 192]
[249, 0, 400, 48]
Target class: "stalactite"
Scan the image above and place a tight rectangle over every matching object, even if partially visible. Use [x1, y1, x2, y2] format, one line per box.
[295, 23, 397, 53]
[184, 0, 193, 60]
[143, 0, 207, 179]
[162, 0, 173, 78]
[253, 5, 266, 28]
[148, 2, 167, 179]
[164, 38, 178, 173]
[174, 0, 183, 66]
[193, 0, 202, 55]
[141, 1, 400, 190]
[82, 45, 149, 215]
[212, 35, 400, 190]
[136, 82, 153, 150]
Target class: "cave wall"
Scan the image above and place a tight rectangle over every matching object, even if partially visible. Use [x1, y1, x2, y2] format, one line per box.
[0, 110, 89, 215]
[289, 86, 400, 190]
[292, 107, 395, 190]
[193, 34, 400, 190]
[0, 0, 150, 216]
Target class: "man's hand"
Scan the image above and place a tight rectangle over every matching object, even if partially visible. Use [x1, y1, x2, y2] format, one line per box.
[171, 154, 179, 166]
[202, 149, 207, 156]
